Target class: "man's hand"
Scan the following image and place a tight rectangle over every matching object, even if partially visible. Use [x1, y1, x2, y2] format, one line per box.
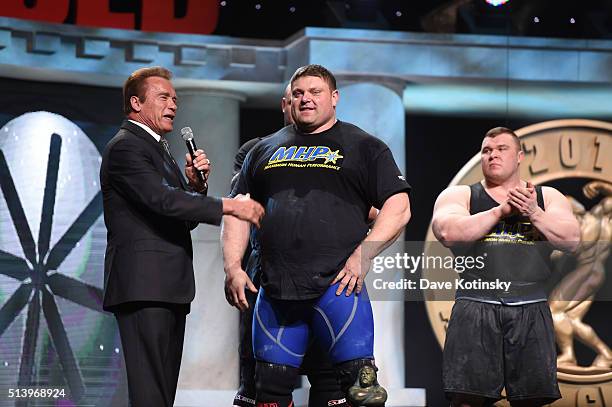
[508, 181, 538, 217]
[223, 194, 265, 227]
[497, 200, 517, 218]
[185, 149, 210, 191]
[583, 181, 612, 199]
[331, 246, 371, 296]
[224, 268, 257, 311]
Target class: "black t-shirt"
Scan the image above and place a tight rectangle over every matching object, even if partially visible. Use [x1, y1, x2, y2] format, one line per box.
[232, 136, 268, 177]
[231, 120, 411, 300]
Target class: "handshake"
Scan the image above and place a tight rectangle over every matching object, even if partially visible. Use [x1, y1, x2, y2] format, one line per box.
[222, 194, 265, 227]
[184, 149, 264, 227]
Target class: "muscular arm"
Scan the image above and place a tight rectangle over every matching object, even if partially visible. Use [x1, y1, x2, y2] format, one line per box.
[584, 181, 612, 200]
[221, 214, 256, 311]
[221, 140, 264, 310]
[432, 185, 505, 246]
[333, 192, 411, 295]
[530, 187, 580, 252]
[361, 192, 411, 258]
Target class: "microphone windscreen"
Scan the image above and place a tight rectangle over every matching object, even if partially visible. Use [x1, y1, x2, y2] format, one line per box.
[181, 127, 193, 141]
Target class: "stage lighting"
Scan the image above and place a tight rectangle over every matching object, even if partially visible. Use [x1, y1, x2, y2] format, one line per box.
[485, 0, 510, 6]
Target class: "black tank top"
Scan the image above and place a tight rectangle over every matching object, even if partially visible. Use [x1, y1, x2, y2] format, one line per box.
[454, 182, 553, 304]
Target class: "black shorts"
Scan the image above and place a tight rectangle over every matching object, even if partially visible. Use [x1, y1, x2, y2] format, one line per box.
[442, 299, 561, 404]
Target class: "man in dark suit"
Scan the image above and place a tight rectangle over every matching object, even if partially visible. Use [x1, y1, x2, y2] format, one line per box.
[100, 66, 264, 406]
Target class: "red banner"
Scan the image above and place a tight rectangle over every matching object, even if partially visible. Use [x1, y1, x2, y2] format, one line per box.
[3, 0, 219, 35]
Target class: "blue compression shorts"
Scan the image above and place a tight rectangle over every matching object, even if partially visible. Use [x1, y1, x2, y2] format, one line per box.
[252, 282, 374, 368]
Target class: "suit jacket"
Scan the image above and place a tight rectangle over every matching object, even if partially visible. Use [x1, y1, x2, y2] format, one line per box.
[100, 120, 222, 311]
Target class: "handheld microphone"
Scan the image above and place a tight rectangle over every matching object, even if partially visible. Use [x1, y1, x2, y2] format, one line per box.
[180, 126, 207, 186]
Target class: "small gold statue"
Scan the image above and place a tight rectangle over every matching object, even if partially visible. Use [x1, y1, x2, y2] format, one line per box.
[549, 181, 612, 370]
[347, 365, 388, 407]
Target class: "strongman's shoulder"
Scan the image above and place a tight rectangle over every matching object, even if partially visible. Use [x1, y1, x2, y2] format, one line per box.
[434, 185, 471, 212]
[540, 185, 564, 204]
[247, 125, 296, 158]
[267, 124, 295, 143]
[337, 121, 390, 152]
[338, 121, 376, 139]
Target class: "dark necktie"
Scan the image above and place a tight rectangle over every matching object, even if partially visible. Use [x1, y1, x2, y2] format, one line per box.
[160, 136, 181, 171]
[161, 136, 203, 192]
[159, 137, 172, 157]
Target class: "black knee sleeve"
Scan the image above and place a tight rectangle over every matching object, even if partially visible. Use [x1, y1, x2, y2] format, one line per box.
[307, 367, 348, 407]
[234, 357, 256, 406]
[334, 358, 376, 394]
[235, 292, 258, 407]
[255, 362, 300, 407]
[238, 291, 258, 360]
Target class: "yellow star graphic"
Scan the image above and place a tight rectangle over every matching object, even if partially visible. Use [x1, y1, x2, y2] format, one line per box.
[324, 150, 343, 164]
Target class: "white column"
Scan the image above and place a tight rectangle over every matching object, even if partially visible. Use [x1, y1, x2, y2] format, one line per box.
[336, 81, 406, 389]
[168, 88, 245, 391]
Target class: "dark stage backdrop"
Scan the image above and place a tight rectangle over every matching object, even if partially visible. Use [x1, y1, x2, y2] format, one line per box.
[404, 114, 612, 407]
[403, 114, 533, 406]
[0, 78, 127, 405]
[1, 78, 610, 406]
[239, 109, 612, 406]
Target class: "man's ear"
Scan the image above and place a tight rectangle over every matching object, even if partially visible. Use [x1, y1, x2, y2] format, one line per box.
[130, 95, 142, 113]
[281, 97, 288, 113]
[331, 89, 339, 108]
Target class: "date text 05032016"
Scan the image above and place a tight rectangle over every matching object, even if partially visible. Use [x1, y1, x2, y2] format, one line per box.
[6, 387, 67, 399]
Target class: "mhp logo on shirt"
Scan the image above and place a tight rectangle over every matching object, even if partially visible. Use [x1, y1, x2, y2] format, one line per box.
[482, 220, 541, 244]
[268, 145, 343, 165]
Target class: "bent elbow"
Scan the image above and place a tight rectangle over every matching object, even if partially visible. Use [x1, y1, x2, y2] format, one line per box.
[397, 193, 411, 226]
[437, 232, 454, 248]
[554, 230, 580, 253]
[563, 220, 581, 253]
[568, 231, 581, 253]
[568, 241, 580, 253]
[432, 221, 453, 247]
[402, 205, 412, 227]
